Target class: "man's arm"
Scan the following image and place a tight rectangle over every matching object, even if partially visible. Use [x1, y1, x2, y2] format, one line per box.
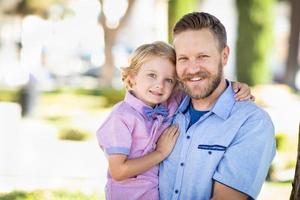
[211, 181, 248, 200]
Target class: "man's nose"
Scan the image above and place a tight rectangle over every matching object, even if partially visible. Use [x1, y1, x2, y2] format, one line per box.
[187, 60, 202, 73]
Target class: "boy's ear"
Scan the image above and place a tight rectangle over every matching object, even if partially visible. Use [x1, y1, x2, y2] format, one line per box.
[128, 74, 136, 89]
[129, 74, 136, 84]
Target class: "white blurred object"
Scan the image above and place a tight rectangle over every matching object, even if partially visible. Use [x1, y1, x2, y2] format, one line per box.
[0, 102, 21, 174]
[295, 69, 300, 90]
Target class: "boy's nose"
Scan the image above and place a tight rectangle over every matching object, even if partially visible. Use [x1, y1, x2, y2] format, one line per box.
[155, 81, 164, 89]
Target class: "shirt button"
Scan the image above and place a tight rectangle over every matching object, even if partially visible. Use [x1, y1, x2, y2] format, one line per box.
[175, 189, 179, 194]
[208, 151, 212, 155]
[186, 135, 190, 139]
[180, 162, 184, 166]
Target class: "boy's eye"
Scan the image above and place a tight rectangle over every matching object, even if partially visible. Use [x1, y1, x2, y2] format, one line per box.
[148, 73, 156, 78]
[166, 78, 174, 84]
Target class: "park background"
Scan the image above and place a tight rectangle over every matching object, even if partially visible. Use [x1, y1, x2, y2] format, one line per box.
[0, 0, 300, 199]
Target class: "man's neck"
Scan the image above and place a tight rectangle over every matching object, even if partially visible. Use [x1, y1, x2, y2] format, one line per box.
[191, 78, 227, 111]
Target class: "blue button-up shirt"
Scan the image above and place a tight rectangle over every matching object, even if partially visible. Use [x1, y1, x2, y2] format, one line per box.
[159, 82, 276, 200]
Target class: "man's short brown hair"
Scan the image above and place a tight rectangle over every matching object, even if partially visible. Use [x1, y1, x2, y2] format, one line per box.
[173, 12, 227, 51]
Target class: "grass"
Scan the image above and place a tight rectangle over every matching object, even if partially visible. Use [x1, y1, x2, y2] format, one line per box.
[0, 182, 291, 200]
[0, 190, 104, 200]
[58, 127, 91, 141]
[259, 181, 292, 200]
[34, 92, 110, 141]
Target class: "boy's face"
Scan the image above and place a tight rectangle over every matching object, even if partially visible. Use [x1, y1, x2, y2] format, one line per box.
[130, 56, 176, 107]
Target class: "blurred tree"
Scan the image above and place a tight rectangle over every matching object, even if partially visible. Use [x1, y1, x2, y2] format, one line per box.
[98, 0, 135, 88]
[168, 0, 199, 43]
[3, 0, 66, 18]
[284, 0, 300, 90]
[236, 0, 274, 86]
[290, 123, 300, 200]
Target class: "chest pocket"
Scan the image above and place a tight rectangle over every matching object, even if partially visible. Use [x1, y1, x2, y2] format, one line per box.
[198, 144, 226, 151]
[195, 144, 227, 168]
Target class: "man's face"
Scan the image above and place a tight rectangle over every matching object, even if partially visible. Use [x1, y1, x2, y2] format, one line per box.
[174, 29, 229, 99]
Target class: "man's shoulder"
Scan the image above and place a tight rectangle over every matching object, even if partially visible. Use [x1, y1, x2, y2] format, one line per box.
[232, 101, 275, 141]
[233, 100, 272, 122]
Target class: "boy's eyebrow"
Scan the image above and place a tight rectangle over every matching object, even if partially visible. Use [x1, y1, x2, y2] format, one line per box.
[145, 69, 175, 78]
[145, 69, 156, 73]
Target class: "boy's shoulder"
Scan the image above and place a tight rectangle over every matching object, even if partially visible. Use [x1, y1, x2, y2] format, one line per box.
[110, 100, 141, 118]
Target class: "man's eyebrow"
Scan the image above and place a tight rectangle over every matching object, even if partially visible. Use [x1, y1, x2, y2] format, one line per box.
[176, 54, 187, 58]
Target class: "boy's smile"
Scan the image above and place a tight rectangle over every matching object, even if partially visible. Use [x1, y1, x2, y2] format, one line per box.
[130, 56, 176, 107]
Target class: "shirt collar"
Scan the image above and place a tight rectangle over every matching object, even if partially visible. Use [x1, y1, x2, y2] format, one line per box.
[124, 91, 153, 116]
[177, 80, 236, 120]
[211, 80, 236, 120]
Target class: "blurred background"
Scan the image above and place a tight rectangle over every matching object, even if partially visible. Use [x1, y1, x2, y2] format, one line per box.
[0, 0, 299, 199]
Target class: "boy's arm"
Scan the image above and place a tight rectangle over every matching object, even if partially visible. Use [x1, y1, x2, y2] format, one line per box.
[108, 124, 179, 181]
[108, 151, 165, 181]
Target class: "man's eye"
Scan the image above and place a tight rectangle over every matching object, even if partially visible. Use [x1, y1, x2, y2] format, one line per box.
[178, 57, 187, 62]
[198, 55, 209, 59]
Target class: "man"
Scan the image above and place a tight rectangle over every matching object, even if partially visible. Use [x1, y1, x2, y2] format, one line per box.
[159, 12, 276, 200]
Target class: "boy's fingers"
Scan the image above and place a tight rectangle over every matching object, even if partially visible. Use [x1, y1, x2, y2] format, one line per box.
[172, 130, 180, 141]
[232, 82, 241, 92]
[234, 90, 249, 99]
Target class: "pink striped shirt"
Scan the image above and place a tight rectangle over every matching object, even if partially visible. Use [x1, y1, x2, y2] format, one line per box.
[97, 91, 182, 200]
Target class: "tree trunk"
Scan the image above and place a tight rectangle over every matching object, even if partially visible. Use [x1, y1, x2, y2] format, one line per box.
[98, 0, 135, 88]
[290, 123, 300, 200]
[168, 0, 199, 43]
[284, 0, 300, 91]
[235, 0, 274, 86]
[101, 29, 116, 87]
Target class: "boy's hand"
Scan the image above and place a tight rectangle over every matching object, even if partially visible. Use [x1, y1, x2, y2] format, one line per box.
[232, 82, 255, 101]
[156, 124, 180, 159]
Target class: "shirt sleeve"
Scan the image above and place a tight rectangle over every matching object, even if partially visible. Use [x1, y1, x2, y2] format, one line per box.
[213, 113, 276, 199]
[96, 114, 133, 155]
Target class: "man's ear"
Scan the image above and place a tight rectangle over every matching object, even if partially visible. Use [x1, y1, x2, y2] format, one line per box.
[221, 45, 230, 66]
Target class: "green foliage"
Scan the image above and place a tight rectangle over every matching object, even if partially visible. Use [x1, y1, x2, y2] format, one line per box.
[275, 132, 287, 151]
[0, 89, 19, 102]
[236, 0, 275, 86]
[14, 0, 67, 17]
[42, 87, 125, 108]
[0, 190, 43, 200]
[0, 190, 103, 200]
[97, 87, 125, 107]
[284, 159, 296, 170]
[58, 127, 91, 141]
[168, 0, 199, 42]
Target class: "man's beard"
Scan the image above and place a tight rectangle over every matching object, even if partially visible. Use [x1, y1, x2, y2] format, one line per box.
[180, 63, 223, 99]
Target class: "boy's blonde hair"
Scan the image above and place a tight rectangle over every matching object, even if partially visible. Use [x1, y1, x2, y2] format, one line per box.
[121, 41, 176, 90]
